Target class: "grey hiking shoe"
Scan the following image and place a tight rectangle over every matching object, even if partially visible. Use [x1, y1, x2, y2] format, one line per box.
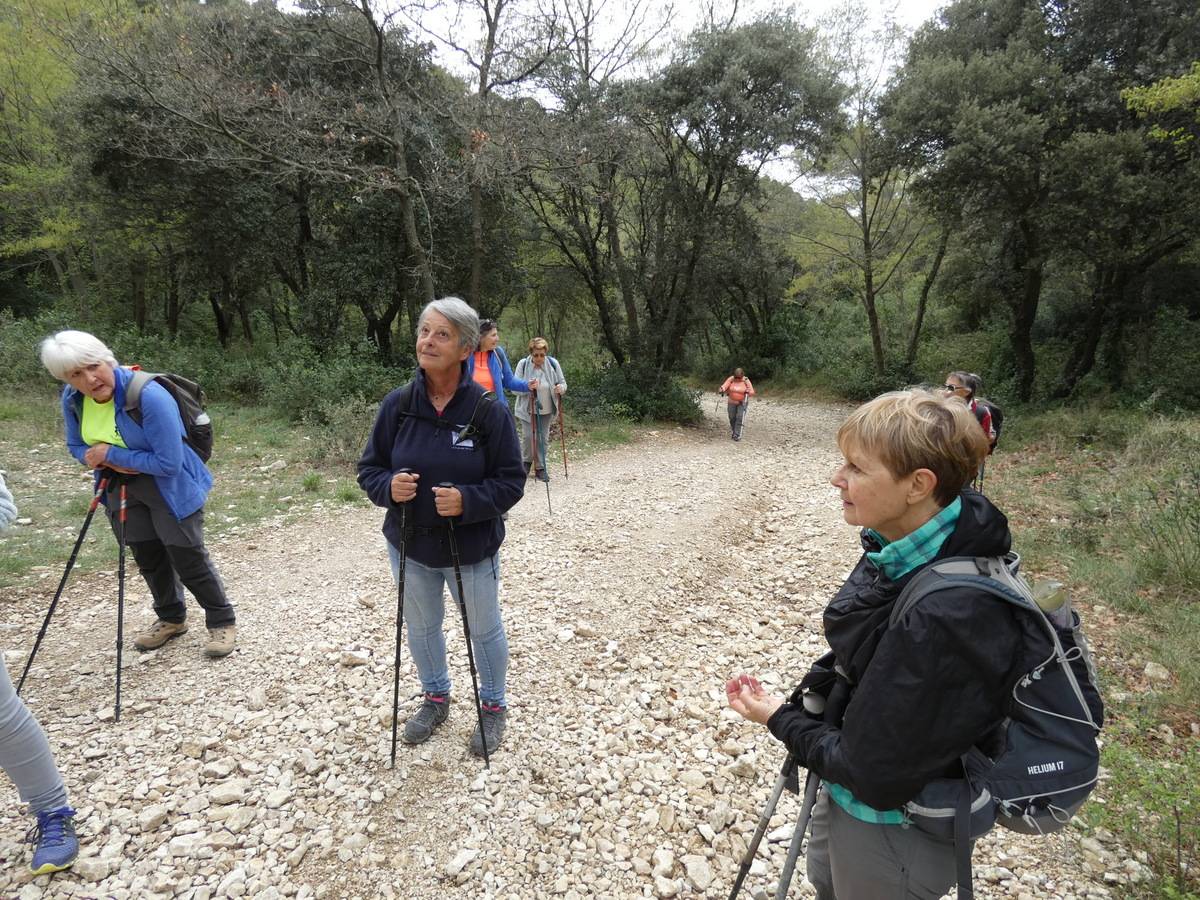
[402, 693, 450, 744]
[469, 704, 507, 757]
[134, 619, 188, 651]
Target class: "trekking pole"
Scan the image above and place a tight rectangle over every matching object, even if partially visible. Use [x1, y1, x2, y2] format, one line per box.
[557, 399, 569, 480]
[439, 483, 490, 769]
[529, 392, 551, 515]
[389, 468, 413, 769]
[978, 457, 987, 494]
[727, 754, 797, 900]
[17, 476, 109, 695]
[114, 478, 128, 723]
[774, 771, 820, 900]
[739, 398, 750, 439]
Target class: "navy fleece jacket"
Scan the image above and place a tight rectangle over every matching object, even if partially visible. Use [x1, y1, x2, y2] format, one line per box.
[357, 366, 525, 567]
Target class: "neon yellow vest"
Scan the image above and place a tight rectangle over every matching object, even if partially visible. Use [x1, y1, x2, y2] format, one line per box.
[80, 397, 128, 449]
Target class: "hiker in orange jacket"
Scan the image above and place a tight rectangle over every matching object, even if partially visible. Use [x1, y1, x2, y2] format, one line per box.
[719, 368, 755, 441]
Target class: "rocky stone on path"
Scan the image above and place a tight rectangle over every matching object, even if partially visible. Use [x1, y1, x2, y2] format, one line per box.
[72, 857, 114, 881]
[654, 875, 679, 897]
[444, 847, 478, 877]
[138, 804, 169, 832]
[1143, 661, 1171, 682]
[683, 854, 714, 891]
[340, 648, 370, 666]
[210, 780, 248, 805]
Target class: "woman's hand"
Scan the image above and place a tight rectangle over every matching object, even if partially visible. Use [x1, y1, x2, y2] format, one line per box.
[725, 673, 785, 725]
[84, 443, 110, 468]
[554, 384, 566, 396]
[390, 471, 419, 503]
[432, 485, 463, 518]
[528, 379, 540, 392]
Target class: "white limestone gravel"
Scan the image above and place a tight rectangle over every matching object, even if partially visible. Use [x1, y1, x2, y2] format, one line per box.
[0, 395, 1141, 898]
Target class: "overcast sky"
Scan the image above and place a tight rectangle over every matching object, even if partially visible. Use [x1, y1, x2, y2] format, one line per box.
[397, 0, 949, 81]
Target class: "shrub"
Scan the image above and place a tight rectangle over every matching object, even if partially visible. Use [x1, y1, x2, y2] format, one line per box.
[308, 396, 380, 467]
[1133, 468, 1200, 597]
[567, 362, 701, 425]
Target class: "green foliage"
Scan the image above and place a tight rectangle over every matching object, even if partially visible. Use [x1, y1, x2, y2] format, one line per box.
[262, 345, 400, 425]
[1125, 61, 1200, 148]
[307, 396, 379, 467]
[1094, 723, 1200, 895]
[1132, 468, 1200, 594]
[568, 364, 702, 425]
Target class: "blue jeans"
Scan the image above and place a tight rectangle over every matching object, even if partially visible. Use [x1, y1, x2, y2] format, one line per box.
[519, 413, 552, 473]
[0, 657, 69, 814]
[387, 545, 508, 707]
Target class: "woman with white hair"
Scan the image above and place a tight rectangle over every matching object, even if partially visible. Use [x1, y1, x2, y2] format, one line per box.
[40, 331, 237, 658]
[358, 298, 525, 758]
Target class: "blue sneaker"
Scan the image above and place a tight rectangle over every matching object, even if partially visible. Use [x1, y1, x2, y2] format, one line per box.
[28, 806, 78, 874]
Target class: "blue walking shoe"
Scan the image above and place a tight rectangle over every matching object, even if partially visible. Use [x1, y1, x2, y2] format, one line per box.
[27, 806, 78, 874]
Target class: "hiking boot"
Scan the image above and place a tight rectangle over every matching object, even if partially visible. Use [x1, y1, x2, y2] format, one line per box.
[535, 469, 550, 483]
[204, 625, 237, 658]
[28, 806, 78, 875]
[469, 704, 507, 757]
[134, 619, 188, 651]
[402, 693, 450, 744]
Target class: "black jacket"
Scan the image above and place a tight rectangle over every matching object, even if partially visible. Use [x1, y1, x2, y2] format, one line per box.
[357, 366, 526, 567]
[767, 490, 1041, 811]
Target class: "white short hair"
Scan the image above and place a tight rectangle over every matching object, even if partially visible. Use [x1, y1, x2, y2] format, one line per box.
[40, 330, 119, 382]
[417, 297, 480, 352]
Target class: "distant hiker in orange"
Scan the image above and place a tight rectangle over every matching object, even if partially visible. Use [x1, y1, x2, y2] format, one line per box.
[719, 368, 755, 441]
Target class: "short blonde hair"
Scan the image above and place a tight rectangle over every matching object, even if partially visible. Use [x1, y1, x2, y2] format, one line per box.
[40, 330, 119, 382]
[528, 337, 549, 353]
[837, 389, 989, 506]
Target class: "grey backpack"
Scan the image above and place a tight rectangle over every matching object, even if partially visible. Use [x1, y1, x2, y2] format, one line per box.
[890, 554, 1103, 899]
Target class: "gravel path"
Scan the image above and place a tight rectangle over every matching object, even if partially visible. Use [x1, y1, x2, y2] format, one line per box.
[0, 396, 1140, 899]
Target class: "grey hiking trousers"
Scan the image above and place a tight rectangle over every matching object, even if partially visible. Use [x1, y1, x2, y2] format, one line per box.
[727, 401, 747, 438]
[0, 656, 69, 814]
[806, 789, 960, 899]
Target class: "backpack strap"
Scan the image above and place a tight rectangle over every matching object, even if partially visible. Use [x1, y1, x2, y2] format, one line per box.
[396, 381, 492, 444]
[891, 554, 1099, 728]
[124, 370, 156, 421]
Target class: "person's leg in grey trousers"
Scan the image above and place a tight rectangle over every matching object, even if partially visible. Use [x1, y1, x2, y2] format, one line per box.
[0, 657, 69, 814]
[727, 402, 739, 437]
[805, 789, 959, 899]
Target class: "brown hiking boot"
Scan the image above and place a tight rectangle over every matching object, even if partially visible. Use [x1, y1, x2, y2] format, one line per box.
[134, 619, 188, 652]
[204, 625, 237, 658]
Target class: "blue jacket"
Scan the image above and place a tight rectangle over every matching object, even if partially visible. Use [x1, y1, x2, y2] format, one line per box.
[465, 346, 530, 395]
[357, 366, 525, 567]
[62, 366, 212, 520]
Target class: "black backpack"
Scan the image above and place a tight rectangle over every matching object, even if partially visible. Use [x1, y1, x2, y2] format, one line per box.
[890, 554, 1103, 899]
[125, 370, 213, 462]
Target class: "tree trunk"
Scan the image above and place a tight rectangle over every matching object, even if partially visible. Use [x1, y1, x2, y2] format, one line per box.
[470, 181, 485, 309]
[165, 246, 182, 339]
[131, 256, 148, 333]
[1010, 251, 1043, 402]
[905, 228, 949, 367]
[393, 130, 436, 303]
[211, 272, 234, 348]
[600, 163, 640, 355]
[1054, 266, 1115, 398]
[62, 245, 88, 296]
